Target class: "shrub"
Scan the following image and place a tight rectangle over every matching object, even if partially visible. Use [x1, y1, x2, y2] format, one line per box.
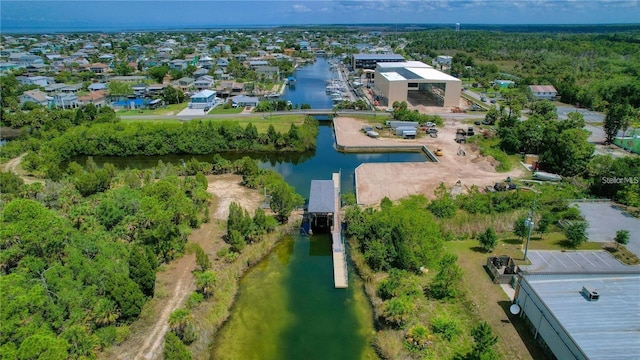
[405, 324, 433, 351]
[186, 292, 204, 310]
[478, 227, 498, 252]
[382, 296, 414, 327]
[431, 315, 462, 341]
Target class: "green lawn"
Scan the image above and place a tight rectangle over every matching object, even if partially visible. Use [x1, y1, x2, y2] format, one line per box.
[208, 107, 244, 115]
[116, 103, 187, 116]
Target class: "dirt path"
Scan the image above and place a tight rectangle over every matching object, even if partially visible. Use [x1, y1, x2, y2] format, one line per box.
[103, 174, 263, 360]
[1, 153, 44, 184]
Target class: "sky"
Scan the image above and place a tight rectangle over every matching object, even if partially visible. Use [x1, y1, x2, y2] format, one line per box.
[1, 0, 639, 32]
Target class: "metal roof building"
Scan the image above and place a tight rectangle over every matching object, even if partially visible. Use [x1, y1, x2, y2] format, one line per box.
[352, 53, 405, 70]
[515, 272, 640, 359]
[308, 180, 335, 214]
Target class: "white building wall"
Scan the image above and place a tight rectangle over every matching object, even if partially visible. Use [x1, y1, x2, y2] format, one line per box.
[516, 280, 587, 360]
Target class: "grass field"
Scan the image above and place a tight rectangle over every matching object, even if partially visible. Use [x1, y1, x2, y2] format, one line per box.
[116, 103, 188, 116]
[208, 107, 243, 115]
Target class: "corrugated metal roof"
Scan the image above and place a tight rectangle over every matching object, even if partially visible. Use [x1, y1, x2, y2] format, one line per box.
[529, 85, 557, 93]
[525, 273, 640, 360]
[308, 180, 335, 214]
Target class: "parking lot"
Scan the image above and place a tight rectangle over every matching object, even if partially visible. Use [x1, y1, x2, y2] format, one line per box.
[521, 250, 638, 273]
[575, 202, 640, 257]
[557, 106, 605, 123]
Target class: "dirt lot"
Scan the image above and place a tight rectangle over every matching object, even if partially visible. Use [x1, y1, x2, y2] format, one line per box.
[334, 117, 525, 206]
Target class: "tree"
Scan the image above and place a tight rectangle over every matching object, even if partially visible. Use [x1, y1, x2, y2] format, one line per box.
[430, 253, 463, 300]
[129, 246, 156, 297]
[614, 229, 630, 250]
[269, 182, 303, 222]
[541, 128, 594, 176]
[168, 308, 196, 344]
[513, 216, 529, 240]
[163, 86, 185, 104]
[478, 227, 498, 252]
[147, 65, 170, 84]
[564, 222, 588, 248]
[194, 244, 211, 271]
[428, 183, 456, 218]
[164, 332, 192, 360]
[195, 270, 216, 298]
[107, 81, 133, 98]
[469, 322, 498, 360]
[228, 229, 246, 253]
[536, 212, 553, 239]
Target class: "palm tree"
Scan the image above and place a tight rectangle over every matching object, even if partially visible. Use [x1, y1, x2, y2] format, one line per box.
[168, 308, 195, 343]
[195, 270, 216, 298]
[93, 298, 120, 327]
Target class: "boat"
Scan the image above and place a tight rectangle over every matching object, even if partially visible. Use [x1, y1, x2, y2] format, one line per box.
[532, 171, 562, 182]
[265, 92, 279, 98]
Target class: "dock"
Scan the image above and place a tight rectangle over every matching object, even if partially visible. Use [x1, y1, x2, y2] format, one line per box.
[331, 172, 348, 288]
[307, 173, 348, 288]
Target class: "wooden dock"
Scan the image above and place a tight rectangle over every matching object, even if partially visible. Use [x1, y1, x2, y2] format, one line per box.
[331, 172, 348, 288]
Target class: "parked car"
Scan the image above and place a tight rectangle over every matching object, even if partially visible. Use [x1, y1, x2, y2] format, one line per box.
[375, 124, 384, 130]
[490, 99, 496, 104]
[426, 128, 438, 134]
[474, 120, 482, 125]
[424, 122, 436, 127]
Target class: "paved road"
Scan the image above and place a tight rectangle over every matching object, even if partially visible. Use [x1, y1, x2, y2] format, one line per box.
[119, 110, 488, 121]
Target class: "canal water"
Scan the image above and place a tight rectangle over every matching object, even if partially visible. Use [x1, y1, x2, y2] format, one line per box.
[210, 58, 381, 359]
[78, 58, 426, 359]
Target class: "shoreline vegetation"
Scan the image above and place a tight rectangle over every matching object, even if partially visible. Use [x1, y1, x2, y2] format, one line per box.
[188, 219, 299, 359]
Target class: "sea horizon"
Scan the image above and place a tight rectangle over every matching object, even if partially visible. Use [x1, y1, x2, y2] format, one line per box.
[2, 22, 639, 35]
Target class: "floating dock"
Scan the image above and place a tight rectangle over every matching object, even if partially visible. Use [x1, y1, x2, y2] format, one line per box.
[307, 173, 348, 288]
[331, 172, 348, 288]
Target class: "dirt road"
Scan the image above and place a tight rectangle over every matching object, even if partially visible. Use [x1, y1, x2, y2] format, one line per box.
[103, 174, 263, 360]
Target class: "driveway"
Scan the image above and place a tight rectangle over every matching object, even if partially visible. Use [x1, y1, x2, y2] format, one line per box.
[575, 202, 640, 257]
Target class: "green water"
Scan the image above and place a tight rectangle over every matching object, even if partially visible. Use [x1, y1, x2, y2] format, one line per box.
[211, 234, 378, 360]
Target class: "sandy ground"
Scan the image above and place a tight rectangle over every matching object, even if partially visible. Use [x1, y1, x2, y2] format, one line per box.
[105, 174, 263, 360]
[334, 116, 525, 206]
[1, 153, 43, 184]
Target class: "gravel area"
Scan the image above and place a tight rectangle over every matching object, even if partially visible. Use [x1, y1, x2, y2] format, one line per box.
[334, 117, 525, 206]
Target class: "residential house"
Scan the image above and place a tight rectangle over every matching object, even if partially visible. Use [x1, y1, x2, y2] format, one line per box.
[198, 56, 214, 69]
[230, 94, 259, 107]
[131, 83, 148, 97]
[146, 84, 167, 96]
[189, 89, 217, 109]
[20, 89, 51, 107]
[16, 76, 54, 87]
[193, 68, 208, 78]
[109, 75, 146, 83]
[249, 60, 269, 69]
[529, 85, 558, 100]
[25, 63, 50, 74]
[53, 93, 79, 109]
[88, 83, 107, 92]
[169, 59, 188, 70]
[255, 66, 280, 80]
[77, 90, 107, 107]
[44, 83, 82, 94]
[194, 75, 215, 91]
[172, 77, 195, 92]
[436, 55, 453, 66]
[234, 54, 248, 62]
[216, 58, 230, 68]
[88, 63, 110, 74]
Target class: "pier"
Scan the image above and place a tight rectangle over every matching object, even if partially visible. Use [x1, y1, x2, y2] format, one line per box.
[307, 172, 348, 288]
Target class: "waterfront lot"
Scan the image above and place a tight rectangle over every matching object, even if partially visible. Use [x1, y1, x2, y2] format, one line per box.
[334, 116, 525, 205]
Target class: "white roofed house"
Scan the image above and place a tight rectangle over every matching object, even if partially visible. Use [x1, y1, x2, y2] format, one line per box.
[189, 89, 217, 109]
[53, 93, 79, 109]
[529, 85, 558, 100]
[255, 66, 280, 81]
[230, 94, 259, 107]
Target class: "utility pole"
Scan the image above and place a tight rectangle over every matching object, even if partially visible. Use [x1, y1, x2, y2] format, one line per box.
[523, 199, 537, 261]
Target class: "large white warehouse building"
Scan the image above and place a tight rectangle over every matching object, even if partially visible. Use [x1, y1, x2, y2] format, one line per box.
[373, 61, 462, 107]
